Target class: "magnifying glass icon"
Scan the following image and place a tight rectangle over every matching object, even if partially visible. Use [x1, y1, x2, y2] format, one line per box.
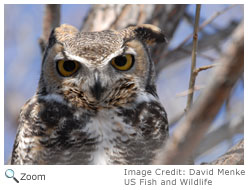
[5, 169, 19, 183]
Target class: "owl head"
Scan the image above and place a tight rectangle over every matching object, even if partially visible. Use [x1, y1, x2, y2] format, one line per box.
[38, 24, 166, 110]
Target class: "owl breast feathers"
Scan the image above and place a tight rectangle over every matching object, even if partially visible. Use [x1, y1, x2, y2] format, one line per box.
[11, 24, 169, 165]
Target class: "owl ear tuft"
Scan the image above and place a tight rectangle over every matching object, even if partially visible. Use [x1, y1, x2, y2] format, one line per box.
[53, 24, 79, 42]
[45, 24, 79, 49]
[121, 24, 167, 45]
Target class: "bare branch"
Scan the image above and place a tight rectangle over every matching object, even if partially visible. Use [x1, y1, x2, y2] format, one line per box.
[186, 4, 201, 111]
[176, 85, 205, 97]
[194, 64, 217, 75]
[183, 5, 201, 165]
[156, 21, 238, 75]
[174, 5, 237, 51]
[199, 5, 237, 30]
[208, 139, 244, 165]
[81, 5, 186, 33]
[153, 21, 244, 165]
[39, 5, 61, 53]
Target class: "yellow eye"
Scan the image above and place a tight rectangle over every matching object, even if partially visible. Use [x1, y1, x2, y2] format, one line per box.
[110, 54, 134, 71]
[56, 60, 80, 77]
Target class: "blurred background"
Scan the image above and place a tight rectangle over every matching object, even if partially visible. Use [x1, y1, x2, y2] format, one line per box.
[4, 4, 244, 164]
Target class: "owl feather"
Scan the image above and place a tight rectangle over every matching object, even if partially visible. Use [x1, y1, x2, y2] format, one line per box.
[11, 24, 168, 165]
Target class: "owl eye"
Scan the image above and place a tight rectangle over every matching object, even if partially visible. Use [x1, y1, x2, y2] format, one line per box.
[56, 60, 80, 77]
[110, 54, 134, 71]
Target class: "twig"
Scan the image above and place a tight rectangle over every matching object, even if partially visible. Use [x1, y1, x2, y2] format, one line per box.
[174, 5, 237, 51]
[184, 11, 221, 32]
[39, 5, 61, 53]
[199, 5, 237, 30]
[176, 85, 205, 97]
[156, 5, 237, 70]
[184, 5, 201, 165]
[194, 64, 217, 75]
[186, 4, 201, 111]
[156, 22, 238, 75]
[153, 21, 244, 165]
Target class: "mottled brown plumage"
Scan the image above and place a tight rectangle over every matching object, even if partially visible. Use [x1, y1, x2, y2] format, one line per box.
[11, 24, 168, 165]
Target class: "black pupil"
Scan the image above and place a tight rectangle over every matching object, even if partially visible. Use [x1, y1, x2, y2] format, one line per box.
[63, 61, 76, 72]
[114, 55, 127, 66]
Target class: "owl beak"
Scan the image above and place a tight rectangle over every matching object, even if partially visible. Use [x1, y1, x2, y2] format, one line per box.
[90, 70, 104, 101]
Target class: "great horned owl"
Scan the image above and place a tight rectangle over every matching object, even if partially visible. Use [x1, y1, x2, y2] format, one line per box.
[11, 24, 168, 165]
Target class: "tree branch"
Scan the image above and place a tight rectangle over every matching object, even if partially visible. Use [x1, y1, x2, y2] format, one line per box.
[176, 85, 205, 97]
[186, 4, 201, 111]
[153, 21, 244, 165]
[155, 21, 238, 75]
[81, 4, 186, 33]
[208, 139, 244, 165]
[194, 64, 216, 75]
[173, 5, 237, 52]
